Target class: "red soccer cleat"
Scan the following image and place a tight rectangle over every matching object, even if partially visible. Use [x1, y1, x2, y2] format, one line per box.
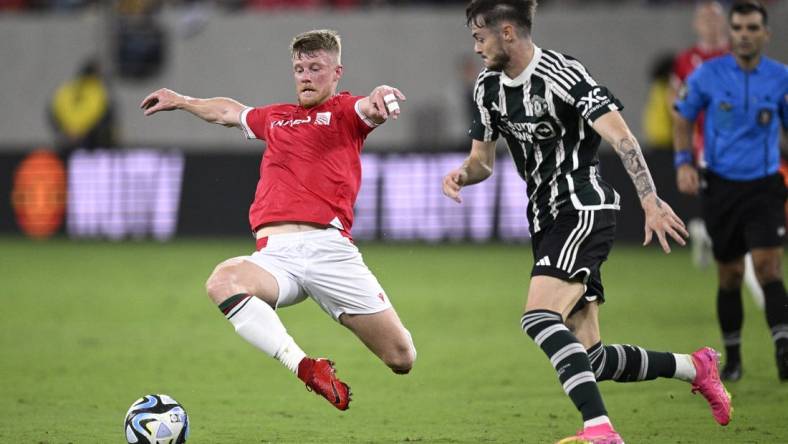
[297, 358, 351, 411]
[691, 347, 733, 425]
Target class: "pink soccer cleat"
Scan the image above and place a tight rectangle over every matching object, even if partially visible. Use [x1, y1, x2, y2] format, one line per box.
[297, 358, 351, 411]
[555, 423, 624, 444]
[691, 347, 733, 425]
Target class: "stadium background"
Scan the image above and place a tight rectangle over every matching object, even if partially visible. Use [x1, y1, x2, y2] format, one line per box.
[1, 1, 787, 443]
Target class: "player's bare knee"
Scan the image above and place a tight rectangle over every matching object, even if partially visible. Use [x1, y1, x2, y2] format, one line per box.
[386, 345, 415, 374]
[204, 271, 229, 304]
[205, 261, 245, 304]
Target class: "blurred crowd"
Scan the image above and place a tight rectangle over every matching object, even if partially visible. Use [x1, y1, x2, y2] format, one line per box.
[1, 0, 460, 12]
[2, 0, 779, 13]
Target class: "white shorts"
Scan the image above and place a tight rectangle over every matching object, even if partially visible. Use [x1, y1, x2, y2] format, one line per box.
[242, 228, 392, 321]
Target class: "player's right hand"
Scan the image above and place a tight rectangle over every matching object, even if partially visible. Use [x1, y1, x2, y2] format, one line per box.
[140, 88, 185, 116]
[442, 168, 468, 204]
[676, 164, 700, 195]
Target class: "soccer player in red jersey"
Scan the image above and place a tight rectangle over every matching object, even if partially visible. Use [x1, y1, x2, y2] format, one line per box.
[140, 29, 414, 411]
[670, 1, 729, 166]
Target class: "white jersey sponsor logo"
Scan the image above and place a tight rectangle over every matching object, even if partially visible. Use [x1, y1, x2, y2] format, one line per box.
[577, 87, 612, 118]
[271, 116, 312, 128]
[315, 112, 332, 126]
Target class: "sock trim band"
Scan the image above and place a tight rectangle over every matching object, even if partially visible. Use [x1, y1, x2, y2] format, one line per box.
[220, 293, 252, 319]
[563, 371, 597, 394]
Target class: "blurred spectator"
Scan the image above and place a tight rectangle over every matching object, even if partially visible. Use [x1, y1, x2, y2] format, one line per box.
[245, 0, 359, 8]
[641, 52, 676, 150]
[116, 0, 161, 15]
[669, 0, 729, 163]
[47, 58, 117, 155]
[667, 1, 728, 271]
[43, 0, 96, 10]
[114, 0, 167, 79]
[444, 53, 483, 146]
[0, 0, 28, 10]
[246, 0, 321, 9]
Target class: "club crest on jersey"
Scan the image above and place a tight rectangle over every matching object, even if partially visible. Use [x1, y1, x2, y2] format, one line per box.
[315, 112, 332, 126]
[271, 116, 312, 128]
[524, 96, 548, 118]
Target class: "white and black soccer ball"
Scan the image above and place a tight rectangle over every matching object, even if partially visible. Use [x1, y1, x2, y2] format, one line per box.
[124, 394, 189, 444]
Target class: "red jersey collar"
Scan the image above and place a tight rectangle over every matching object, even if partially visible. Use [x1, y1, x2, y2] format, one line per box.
[296, 91, 352, 112]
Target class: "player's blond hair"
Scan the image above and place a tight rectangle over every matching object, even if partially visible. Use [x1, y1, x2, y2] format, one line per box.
[290, 29, 342, 64]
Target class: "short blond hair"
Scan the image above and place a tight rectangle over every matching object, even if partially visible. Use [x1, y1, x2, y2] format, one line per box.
[290, 29, 342, 64]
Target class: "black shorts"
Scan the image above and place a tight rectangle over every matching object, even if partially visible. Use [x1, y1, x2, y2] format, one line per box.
[531, 209, 617, 316]
[702, 171, 787, 263]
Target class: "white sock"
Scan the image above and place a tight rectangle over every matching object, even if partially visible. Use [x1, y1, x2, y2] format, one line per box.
[673, 353, 697, 382]
[226, 295, 306, 373]
[584, 415, 611, 429]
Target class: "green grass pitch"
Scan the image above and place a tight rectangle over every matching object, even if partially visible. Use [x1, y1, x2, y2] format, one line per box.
[1, 237, 787, 443]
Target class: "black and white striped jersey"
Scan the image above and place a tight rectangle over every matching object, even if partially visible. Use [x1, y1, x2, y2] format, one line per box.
[469, 45, 622, 233]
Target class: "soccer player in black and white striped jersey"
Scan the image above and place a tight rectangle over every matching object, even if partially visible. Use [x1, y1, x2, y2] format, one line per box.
[443, 1, 732, 442]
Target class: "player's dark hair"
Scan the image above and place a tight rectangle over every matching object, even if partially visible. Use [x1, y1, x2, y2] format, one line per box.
[465, 0, 537, 36]
[290, 29, 342, 64]
[729, 0, 768, 25]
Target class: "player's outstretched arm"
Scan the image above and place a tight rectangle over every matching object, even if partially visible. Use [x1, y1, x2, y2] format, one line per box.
[140, 88, 246, 128]
[357, 85, 406, 124]
[593, 111, 688, 253]
[442, 139, 496, 204]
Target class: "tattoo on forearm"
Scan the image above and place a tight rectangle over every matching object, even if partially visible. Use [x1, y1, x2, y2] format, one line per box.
[616, 138, 655, 200]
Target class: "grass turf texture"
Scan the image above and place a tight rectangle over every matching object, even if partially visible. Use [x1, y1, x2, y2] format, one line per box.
[1, 237, 787, 443]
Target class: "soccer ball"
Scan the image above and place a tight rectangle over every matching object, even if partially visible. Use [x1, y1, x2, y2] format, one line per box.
[124, 394, 189, 444]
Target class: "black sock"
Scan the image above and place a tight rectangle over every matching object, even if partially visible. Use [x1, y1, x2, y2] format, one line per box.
[587, 342, 676, 382]
[717, 288, 743, 364]
[762, 281, 788, 349]
[522, 310, 607, 421]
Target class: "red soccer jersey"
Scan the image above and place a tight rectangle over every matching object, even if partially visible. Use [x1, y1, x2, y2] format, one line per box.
[671, 44, 728, 163]
[240, 92, 378, 236]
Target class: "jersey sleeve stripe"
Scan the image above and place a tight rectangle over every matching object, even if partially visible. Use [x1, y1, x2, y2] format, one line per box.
[551, 51, 598, 86]
[542, 51, 582, 83]
[239, 107, 257, 139]
[474, 72, 499, 142]
[541, 51, 599, 89]
[535, 62, 573, 91]
[533, 69, 574, 105]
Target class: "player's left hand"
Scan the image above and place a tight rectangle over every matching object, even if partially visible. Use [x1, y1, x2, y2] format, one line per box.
[642, 195, 688, 253]
[368, 85, 406, 120]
